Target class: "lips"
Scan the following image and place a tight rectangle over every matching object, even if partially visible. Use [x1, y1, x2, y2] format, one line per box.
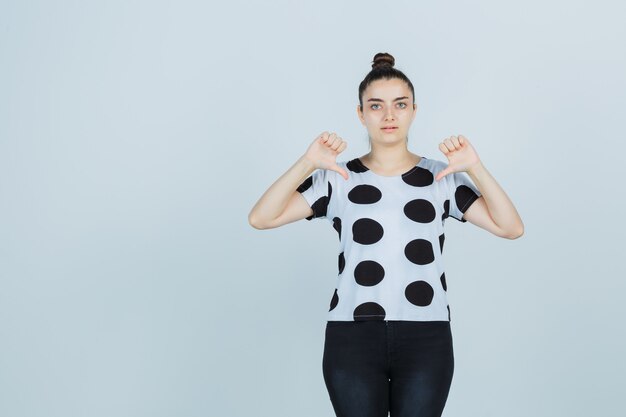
[382, 127, 397, 132]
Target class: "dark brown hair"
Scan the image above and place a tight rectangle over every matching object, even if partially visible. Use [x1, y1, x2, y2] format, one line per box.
[358, 52, 416, 112]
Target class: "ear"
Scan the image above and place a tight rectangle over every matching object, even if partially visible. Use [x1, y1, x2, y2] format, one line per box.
[356, 104, 365, 125]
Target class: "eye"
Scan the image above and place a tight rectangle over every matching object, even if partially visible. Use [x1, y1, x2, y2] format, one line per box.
[398, 102, 407, 108]
[370, 104, 381, 110]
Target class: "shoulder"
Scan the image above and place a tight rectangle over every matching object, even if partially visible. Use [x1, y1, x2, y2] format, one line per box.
[415, 156, 448, 181]
[327, 158, 367, 180]
[420, 156, 445, 170]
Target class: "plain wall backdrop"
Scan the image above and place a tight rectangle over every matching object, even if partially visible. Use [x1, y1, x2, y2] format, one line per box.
[1, 1, 625, 416]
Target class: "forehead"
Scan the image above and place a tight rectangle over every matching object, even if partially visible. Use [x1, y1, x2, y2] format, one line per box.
[364, 78, 411, 100]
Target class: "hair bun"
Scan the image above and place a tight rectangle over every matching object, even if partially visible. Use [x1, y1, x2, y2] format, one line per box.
[371, 52, 395, 69]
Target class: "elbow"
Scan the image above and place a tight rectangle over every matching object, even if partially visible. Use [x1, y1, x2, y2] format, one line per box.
[249, 221, 265, 230]
[248, 212, 266, 230]
[505, 225, 524, 240]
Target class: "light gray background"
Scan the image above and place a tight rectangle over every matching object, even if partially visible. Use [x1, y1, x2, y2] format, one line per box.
[1, 1, 625, 416]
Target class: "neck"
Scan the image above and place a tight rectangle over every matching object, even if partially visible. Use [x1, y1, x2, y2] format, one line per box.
[364, 141, 417, 168]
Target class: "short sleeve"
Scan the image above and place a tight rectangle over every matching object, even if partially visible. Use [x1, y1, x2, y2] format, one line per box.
[296, 168, 333, 221]
[444, 171, 482, 223]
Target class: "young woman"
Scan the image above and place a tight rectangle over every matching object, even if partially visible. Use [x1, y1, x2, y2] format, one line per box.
[248, 52, 524, 417]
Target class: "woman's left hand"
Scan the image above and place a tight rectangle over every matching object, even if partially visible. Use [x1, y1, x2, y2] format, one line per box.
[435, 135, 482, 181]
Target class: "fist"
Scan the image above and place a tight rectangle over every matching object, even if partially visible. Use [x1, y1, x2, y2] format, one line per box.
[435, 134, 481, 181]
[304, 131, 349, 180]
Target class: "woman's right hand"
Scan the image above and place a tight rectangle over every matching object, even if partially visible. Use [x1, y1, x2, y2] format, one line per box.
[303, 131, 349, 180]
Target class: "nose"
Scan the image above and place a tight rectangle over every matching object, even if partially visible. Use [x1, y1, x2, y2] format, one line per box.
[384, 107, 396, 121]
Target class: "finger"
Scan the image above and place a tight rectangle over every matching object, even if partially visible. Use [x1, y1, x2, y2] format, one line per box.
[327, 132, 338, 147]
[458, 135, 466, 145]
[330, 138, 343, 151]
[320, 132, 330, 143]
[442, 138, 454, 152]
[332, 164, 349, 180]
[336, 141, 348, 153]
[450, 136, 461, 149]
[435, 166, 452, 182]
[439, 142, 452, 155]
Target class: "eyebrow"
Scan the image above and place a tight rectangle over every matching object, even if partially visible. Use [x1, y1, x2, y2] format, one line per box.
[367, 96, 410, 103]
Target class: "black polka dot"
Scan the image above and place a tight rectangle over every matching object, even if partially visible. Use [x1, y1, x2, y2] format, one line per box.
[299, 179, 333, 220]
[440, 272, 447, 291]
[401, 166, 434, 187]
[447, 304, 451, 321]
[296, 175, 313, 193]
[439, 233, 445, 253]
[347, 158, 369, 173]
[443, 199, 451, 220]
[311, 181, 333, 218]
[453, 184, 479, 222]
[296, 175, 316, 220]
[404, 199, 436, 223]
[329, 289, 338, 311]
[353, 302, 386, 320]
[404, 238, 435, 265]
[405, 280, 435, 307]
[354, 260, 385, 286]
[348, 184, 382, 204]
[332, 217, 342, 240]
[338, 252, 345, 274]
[352, 218, 384, 245]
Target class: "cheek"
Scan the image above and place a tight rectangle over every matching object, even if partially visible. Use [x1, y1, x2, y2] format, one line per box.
[364, 114, 378, 124]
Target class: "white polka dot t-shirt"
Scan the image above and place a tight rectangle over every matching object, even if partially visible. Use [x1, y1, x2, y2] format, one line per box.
[296, 156, 482, 322]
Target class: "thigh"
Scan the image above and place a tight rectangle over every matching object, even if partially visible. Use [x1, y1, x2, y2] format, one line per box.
[322, 321, 390, 417]
[389, 321, 454, 417]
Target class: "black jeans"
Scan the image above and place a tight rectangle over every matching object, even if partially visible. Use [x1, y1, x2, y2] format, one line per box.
[322, 320, 454, 417]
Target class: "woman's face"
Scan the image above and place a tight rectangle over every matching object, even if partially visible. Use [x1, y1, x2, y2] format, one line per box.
[357, 78, 417, 145]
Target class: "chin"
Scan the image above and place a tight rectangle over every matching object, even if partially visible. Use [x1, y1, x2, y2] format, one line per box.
[378, 134, 405, 142]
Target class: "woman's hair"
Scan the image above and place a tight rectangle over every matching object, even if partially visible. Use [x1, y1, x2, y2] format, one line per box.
[358, 52, 416, 112]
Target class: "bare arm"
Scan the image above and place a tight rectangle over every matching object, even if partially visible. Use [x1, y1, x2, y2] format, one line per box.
[436, 134, 524, 239]
[464, 162, 524, 238]
[248, 155, 317, 229]
[248, 132, 348, 230]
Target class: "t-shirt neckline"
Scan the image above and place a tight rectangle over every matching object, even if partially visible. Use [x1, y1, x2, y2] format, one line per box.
[355, 156, 426, 178]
